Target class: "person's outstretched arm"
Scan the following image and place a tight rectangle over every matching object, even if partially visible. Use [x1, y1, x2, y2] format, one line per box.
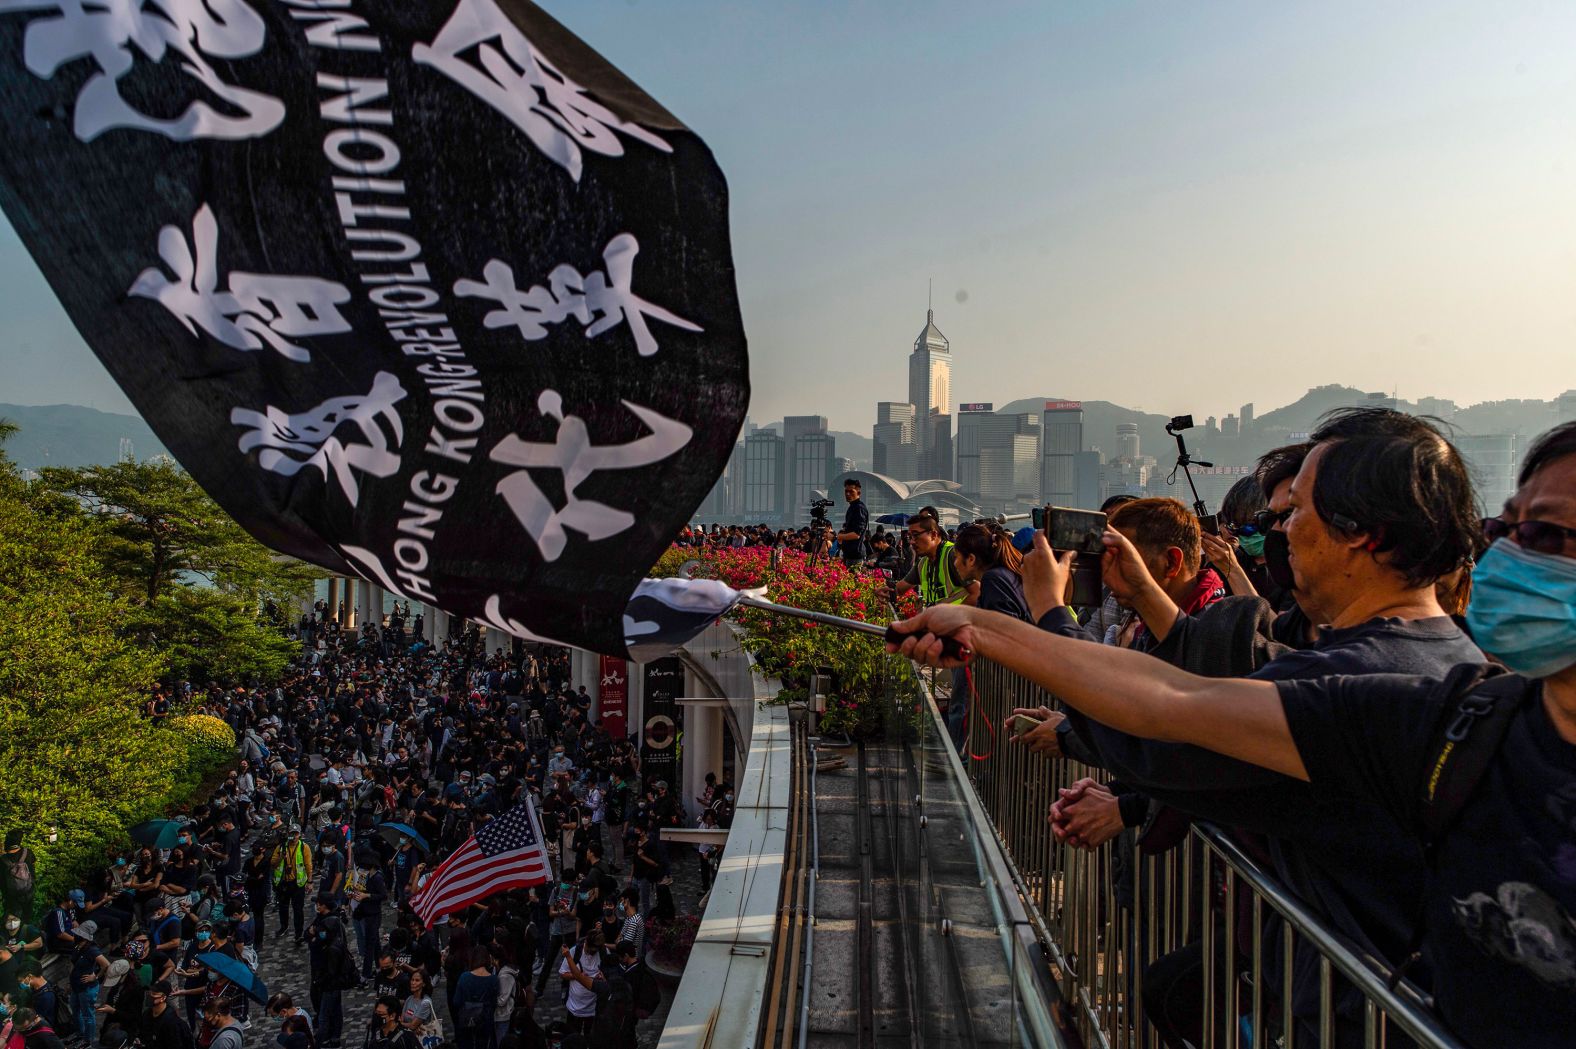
[887, 602, 1307, 780]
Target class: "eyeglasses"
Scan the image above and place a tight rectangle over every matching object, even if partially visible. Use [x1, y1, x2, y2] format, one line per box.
[1482, 517, 1576, 555]
[1251, 508, 1292, 533]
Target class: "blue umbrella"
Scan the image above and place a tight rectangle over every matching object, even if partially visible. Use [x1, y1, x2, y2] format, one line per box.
[128, 819, 187, 850]
[376, 822, 430, 853]
[876, 513, 911, 526]
[195, 952, 268, 1003]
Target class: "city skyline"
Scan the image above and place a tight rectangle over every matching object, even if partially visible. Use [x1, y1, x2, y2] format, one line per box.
[3, 3, 1575, 433]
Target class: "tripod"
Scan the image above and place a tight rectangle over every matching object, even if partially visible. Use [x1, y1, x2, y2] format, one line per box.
[1166, 416, 1212, 518]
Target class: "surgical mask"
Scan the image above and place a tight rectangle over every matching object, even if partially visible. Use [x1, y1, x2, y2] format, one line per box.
[5, 919, 18, 932]
[1262, 530, 1295, 591]
[196, 931, 211, 943]
[577, 892, 591, 902]
[1465, 539, 1576, 678]
[1235, 533, 1266, 558]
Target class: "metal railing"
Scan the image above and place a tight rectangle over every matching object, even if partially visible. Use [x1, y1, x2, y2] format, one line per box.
[956, 657, 1468, 1049]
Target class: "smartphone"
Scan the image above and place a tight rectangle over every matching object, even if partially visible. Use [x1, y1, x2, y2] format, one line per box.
[1041, 506, 1107, 607]
[1197, 513, 1219, 536]
[1045, 507, 1107, 554]
[1010, 714, 1042, 735]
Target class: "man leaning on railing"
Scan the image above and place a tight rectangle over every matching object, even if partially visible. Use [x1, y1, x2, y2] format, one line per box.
[891, 417, 1576, 1049]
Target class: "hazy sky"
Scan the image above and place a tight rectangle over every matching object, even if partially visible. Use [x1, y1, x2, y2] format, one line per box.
[3, 1, 1575, 432]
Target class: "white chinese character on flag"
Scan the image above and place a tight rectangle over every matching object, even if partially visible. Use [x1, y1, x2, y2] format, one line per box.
[130, 203, 352, 363]
[455, 233, 700, 358]
[489, 390, 692, 562]
[3, 0, 285, 141]
[231, 371, 406, 506]
[414, 0, 672, 182]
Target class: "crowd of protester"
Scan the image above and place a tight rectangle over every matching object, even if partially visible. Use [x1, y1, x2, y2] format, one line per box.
[2, 622, 737, 1049]
[884, 409, 1576, 1049]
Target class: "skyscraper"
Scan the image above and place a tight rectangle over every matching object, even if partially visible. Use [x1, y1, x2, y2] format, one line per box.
[908, 304, 951, 471]
[1040, 401, 1084, 506]
[924, 412, 953, 480]
[1455, 434, 1519, 516]
[1115, 423, 1140, 461]
[1556, 390, 1576, 424]
[791, 432, 837, 526]
[873, 402, 918, 478]
[781, 416, 828, 513]
[742, 431, 785, 519]
[957, 405, 1040, 512]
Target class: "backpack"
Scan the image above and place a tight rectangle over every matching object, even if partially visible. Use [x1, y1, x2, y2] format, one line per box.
[591, 979, 635, 1044]
[2, 850, 32, 896]
[49, 986, 75, 1038]
[330, 946, 360, 992]
[627, 963, 660, 1019]
[1386, 663, 1529, 989]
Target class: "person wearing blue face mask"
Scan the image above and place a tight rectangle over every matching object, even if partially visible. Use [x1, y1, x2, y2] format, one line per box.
[889, 419, 1576, 1049]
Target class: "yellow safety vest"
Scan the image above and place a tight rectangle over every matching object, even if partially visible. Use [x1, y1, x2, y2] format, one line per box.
[918, 541, 965, 606]
[272, 840, 310, 887]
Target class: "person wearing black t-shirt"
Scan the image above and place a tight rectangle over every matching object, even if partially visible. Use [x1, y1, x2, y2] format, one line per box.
[835, 480, 868, 567]
[890, 420, 1576, 1049]
[372, 951, 411, 1003]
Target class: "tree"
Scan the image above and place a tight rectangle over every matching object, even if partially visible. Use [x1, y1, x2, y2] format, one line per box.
[122, 588, 301, 684]
[0, 431, 188, 911]
[39, 459, 316, 606]
[38, 459, 314, 682]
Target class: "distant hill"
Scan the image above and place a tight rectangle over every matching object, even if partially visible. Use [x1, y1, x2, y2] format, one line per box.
[996, 385, 1568, 472]
[0, 402, 168, 470]
[996, 396, 1179, 462]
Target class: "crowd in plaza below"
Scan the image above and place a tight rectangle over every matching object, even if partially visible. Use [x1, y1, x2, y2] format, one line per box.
[2, 626, 735, 1049]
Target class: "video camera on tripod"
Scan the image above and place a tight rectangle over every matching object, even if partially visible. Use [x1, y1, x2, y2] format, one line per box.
[808, 497, 835, 526]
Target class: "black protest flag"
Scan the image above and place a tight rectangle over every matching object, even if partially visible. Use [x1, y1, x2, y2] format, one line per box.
[0, 0, 748, 657]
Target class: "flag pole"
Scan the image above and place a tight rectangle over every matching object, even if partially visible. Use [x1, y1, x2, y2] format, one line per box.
[733, 594, 888, 638]
[732, 593, 967, 661]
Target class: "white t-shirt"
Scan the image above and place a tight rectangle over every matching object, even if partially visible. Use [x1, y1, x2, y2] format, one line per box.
[558, 949, 602, 1018]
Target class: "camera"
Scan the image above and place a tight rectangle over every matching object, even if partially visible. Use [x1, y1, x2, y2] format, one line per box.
[1167, 414, 1195, 434]
[808, 497, 834, 525]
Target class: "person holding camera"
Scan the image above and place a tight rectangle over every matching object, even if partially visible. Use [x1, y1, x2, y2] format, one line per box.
[835, 479, 868, 567]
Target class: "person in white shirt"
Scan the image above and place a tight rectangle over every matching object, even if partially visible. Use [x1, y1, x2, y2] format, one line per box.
[557, 928, 607, 1036]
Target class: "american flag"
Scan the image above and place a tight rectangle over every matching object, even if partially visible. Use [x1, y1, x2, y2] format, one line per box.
[410, 798, 550, 926]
